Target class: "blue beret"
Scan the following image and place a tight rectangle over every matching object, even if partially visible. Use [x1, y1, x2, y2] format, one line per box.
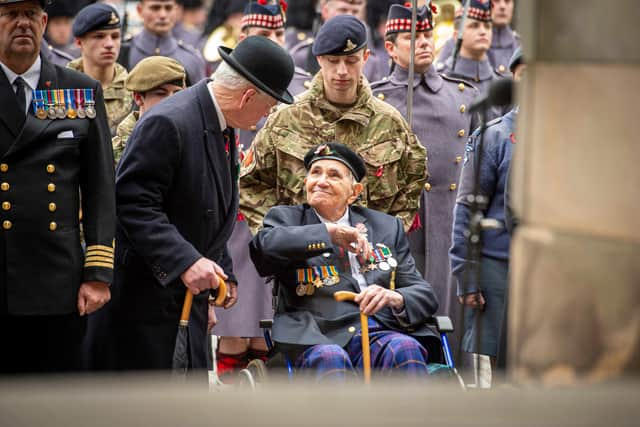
[72, 3, 121, 38]
[312, 15, 367, 57]
[304, 143, 367, 182]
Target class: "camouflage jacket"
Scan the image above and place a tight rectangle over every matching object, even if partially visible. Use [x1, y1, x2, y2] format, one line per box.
[111, 110, 139, 166]
[67, 59, 133, 135]
[240, 72, 428, 234]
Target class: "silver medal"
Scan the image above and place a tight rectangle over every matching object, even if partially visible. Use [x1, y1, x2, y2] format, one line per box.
[296, 284, 306, 296]
[387, 257, 398, 268]
[378, 261, 390, 271]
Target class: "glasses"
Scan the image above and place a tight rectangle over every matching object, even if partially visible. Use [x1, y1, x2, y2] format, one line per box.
[0, 9, 42, 21]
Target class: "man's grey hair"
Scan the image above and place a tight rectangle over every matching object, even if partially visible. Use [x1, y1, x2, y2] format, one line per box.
[212, 61, 268, 98]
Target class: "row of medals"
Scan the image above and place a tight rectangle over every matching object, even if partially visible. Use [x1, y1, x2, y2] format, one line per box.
[35, 101, 96, 120]
[296, 274, 340, 297]
[360, 245, 398, 274]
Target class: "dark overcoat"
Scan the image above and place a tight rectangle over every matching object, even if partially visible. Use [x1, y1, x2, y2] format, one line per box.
[114, 79, 237, 370]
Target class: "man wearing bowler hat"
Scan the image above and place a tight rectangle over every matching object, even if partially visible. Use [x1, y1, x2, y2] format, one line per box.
[114, 35, 295, 370]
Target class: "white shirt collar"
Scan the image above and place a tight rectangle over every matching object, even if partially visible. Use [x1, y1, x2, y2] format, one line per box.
[0, 56, 41, 93]
[207, 80, 227, 130]
[314, 208, 350, 226]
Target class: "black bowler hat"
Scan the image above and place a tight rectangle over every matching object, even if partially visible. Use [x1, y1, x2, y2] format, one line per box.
[218, 35, 294, 104]
[312, 15, 367, 57]
[304, 143, 367, 182]
[385, 2, 435, 36]
[73, 3, 121, 38]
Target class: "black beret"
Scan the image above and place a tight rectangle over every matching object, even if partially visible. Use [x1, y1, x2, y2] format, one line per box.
[312, 15, 367, 57]
[304, 143, 367, 182]
[72, 3, 121, 38]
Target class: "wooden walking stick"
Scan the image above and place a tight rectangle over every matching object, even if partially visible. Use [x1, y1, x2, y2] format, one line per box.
[334, 291, 371, 384]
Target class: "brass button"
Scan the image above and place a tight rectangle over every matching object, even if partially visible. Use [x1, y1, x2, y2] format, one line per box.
[47, 183, 56, 192]
[458, 83, 465, 92]
[2, 220, 11, 230]
[455, 156, 462, 164]
[46, 164, 55, 173]
[49, 221, 57, 231]
[449, 183, 457, 191]
[348, 326, 356, 333]
[459, 104, 466, 113]
[458, 129, 465, 137]
[498, 64, 506, 73]
[424, 182, 431, 192]
[2, 201, 10, 211]
[48, 202, 57, 212]
[1, 182, 9, 191]
[297, 31, 306, 41]
[303, 80, 311, 89]
[250, 125, 257, 131]
[377, 93, 385, 101]
[154, 47, 160, 54]
[0, 164, 8, 172]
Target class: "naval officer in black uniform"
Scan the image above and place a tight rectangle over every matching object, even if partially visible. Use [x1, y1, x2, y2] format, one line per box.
[114, 35, 295, 370]
[0, 0, 116, 373]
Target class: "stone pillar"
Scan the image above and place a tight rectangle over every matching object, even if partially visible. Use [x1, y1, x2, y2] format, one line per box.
[508, 0, 640, 384]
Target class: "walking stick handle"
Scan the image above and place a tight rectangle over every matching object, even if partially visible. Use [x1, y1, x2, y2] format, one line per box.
[334, 290, 357, 302]
[212, 274, 228, 307]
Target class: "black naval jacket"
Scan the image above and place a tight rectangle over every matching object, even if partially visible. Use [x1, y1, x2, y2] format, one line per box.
[250, 204, 439, 350]
[0, 56, 116, 316]
[115, 79, 238, 368]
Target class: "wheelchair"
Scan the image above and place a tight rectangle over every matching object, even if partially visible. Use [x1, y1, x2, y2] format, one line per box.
[217, 281, 466, 390]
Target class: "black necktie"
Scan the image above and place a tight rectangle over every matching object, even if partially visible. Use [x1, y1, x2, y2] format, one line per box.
[14, 76, 26, 115]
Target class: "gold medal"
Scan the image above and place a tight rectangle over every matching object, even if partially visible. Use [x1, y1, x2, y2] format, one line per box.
[306, 284, 315, 296]
[66, 108, 77, 119]
[36, 107, 47, 120]
[313, 277, 323, 288]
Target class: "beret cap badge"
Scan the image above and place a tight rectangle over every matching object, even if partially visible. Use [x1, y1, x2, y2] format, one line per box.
[343, 39, 357, 53]
[314, 144, 334, 156]
[108, 12, 119, 25]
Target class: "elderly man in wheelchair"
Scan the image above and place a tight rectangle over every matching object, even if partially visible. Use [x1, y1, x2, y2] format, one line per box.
[248, 142, 442, 381]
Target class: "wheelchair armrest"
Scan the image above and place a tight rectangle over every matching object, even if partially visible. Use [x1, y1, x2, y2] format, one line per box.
[426, 316, 454, 333]
[259, 319, 273, 330]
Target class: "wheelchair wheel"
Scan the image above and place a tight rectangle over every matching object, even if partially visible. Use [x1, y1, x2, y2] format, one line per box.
[237, 369, 256, 390]
[246, 359, 268, 382]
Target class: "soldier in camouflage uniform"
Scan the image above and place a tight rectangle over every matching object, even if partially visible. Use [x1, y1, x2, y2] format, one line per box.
[240, 15, 427, 234]
[69, 3, 133, 135]
[112, 56, 186, 165]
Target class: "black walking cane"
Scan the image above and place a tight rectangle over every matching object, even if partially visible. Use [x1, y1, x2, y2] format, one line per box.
[172, 274, 228, 376]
